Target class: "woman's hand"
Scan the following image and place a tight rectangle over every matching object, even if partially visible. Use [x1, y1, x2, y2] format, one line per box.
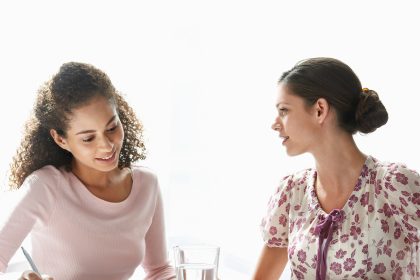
[18, 270, 54, 280]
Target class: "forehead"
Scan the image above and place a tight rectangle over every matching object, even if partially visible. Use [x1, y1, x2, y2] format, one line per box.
[276, 83, 304, 106]
[67, 96, 117, 130]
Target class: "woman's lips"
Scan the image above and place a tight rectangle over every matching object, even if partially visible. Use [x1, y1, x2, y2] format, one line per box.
[281, 136, 289, 145]
[96, 150, 117, 162]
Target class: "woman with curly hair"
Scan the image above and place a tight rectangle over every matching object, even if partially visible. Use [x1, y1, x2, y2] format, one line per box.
[252, 58, 420, 279]
[0, 62, 175, 280]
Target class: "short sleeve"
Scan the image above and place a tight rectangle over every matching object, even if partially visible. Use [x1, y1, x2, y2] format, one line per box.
[260, 175, 294, 248]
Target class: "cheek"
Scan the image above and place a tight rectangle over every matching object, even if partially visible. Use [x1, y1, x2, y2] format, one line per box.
[282, 117, 293, 130]
[287, 119, 312, 138]
[70, 144, 96, 159]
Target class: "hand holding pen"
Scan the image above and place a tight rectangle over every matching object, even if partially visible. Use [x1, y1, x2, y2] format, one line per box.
[19, 247, 54, 280]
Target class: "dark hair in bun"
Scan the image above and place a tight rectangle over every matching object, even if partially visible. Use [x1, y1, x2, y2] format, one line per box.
[355, 89, 388, 133]
[278, 57, 388, 134]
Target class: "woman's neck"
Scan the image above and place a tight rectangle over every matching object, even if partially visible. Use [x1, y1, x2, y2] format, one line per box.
[70, 161, 133, 202]
[312, 132, 367, 196]
[70, 162, 121, 190]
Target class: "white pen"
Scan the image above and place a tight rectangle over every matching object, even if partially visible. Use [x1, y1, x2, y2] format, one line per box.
[21, 246, 40, 274]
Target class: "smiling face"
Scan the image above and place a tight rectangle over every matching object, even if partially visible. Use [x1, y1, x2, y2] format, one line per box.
[271, 83, 321, 156]
[50, 95, 124, 173]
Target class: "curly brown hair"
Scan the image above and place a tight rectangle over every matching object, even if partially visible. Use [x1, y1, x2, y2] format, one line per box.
[9, 62, 146, 189]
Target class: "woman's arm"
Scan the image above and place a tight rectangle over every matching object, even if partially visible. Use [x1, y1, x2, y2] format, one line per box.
[252, 245, 288, 280]
[142, 182, 176, 280]
[0, 169, 57, 273]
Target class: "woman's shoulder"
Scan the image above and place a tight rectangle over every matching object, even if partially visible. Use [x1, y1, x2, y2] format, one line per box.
[23, 165, 64, 187]
[17, 165, 65, 204]
[268, 168, 313, 207]
[130, 165, 160, 190]
[368, 157, 419, 216]
[276, 168, 313, 193]
[131, 165, 157, 179]
[369, 156, 420, 186]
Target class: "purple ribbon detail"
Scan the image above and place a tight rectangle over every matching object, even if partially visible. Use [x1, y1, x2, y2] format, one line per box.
[314, 209, 343, 280]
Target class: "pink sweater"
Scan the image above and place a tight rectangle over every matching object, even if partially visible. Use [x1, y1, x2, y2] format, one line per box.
[0, 165, 175, 280]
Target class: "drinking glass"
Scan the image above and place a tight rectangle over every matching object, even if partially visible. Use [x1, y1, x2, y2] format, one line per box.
[173, 245, 220, 280]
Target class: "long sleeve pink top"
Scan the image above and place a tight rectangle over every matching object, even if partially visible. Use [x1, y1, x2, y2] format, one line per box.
[0, 165, 175, 280]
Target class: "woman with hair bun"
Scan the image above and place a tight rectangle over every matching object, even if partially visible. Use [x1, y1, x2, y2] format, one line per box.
[252, 57, 419, 279]
[0, 62, 175, 280]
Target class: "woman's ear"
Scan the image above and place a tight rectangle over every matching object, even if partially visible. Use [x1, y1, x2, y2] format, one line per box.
[50, 129, 71, 152]
[314, 98, 330, 124]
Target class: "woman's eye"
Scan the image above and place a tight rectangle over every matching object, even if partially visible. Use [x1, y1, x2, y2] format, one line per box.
[278, 108, 288, 116]
[107, 125, 118, 132]
[82, 137, 94, 142]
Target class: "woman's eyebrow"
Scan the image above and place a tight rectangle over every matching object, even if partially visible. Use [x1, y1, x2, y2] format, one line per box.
[75, 115, 116, 135]
[276, 102, 290, 109]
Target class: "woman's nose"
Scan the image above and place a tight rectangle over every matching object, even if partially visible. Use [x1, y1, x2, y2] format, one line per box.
[98, 135, 114, 151]
[271, 116, 281, 131]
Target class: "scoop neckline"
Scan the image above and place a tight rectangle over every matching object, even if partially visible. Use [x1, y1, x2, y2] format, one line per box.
[308, 155, 372, 216]
[69, 167, 135, 208]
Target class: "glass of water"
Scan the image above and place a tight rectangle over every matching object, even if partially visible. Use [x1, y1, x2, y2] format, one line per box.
[173, 245, 220, 280]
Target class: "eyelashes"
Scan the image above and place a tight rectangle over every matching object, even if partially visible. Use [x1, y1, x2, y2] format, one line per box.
[278, 108, 288, 117]
[82, 124, 119, 143]
[107, 125, 118, 132]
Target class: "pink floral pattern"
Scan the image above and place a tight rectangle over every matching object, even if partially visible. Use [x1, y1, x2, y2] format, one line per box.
[261, 156, 420, 279]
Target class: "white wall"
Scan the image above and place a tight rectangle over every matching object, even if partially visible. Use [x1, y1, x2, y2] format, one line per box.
[1, 1, 419, 278]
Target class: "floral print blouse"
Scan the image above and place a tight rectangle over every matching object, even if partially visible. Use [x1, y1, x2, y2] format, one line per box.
[261, 156, 420, 279]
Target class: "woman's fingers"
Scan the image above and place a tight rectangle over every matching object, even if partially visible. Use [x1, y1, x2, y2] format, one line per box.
[19, 270, 42, 280]
[19, 271, 53, 280]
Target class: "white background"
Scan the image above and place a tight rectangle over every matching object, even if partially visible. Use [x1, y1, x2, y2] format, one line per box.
[1, 1, 419, 279]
